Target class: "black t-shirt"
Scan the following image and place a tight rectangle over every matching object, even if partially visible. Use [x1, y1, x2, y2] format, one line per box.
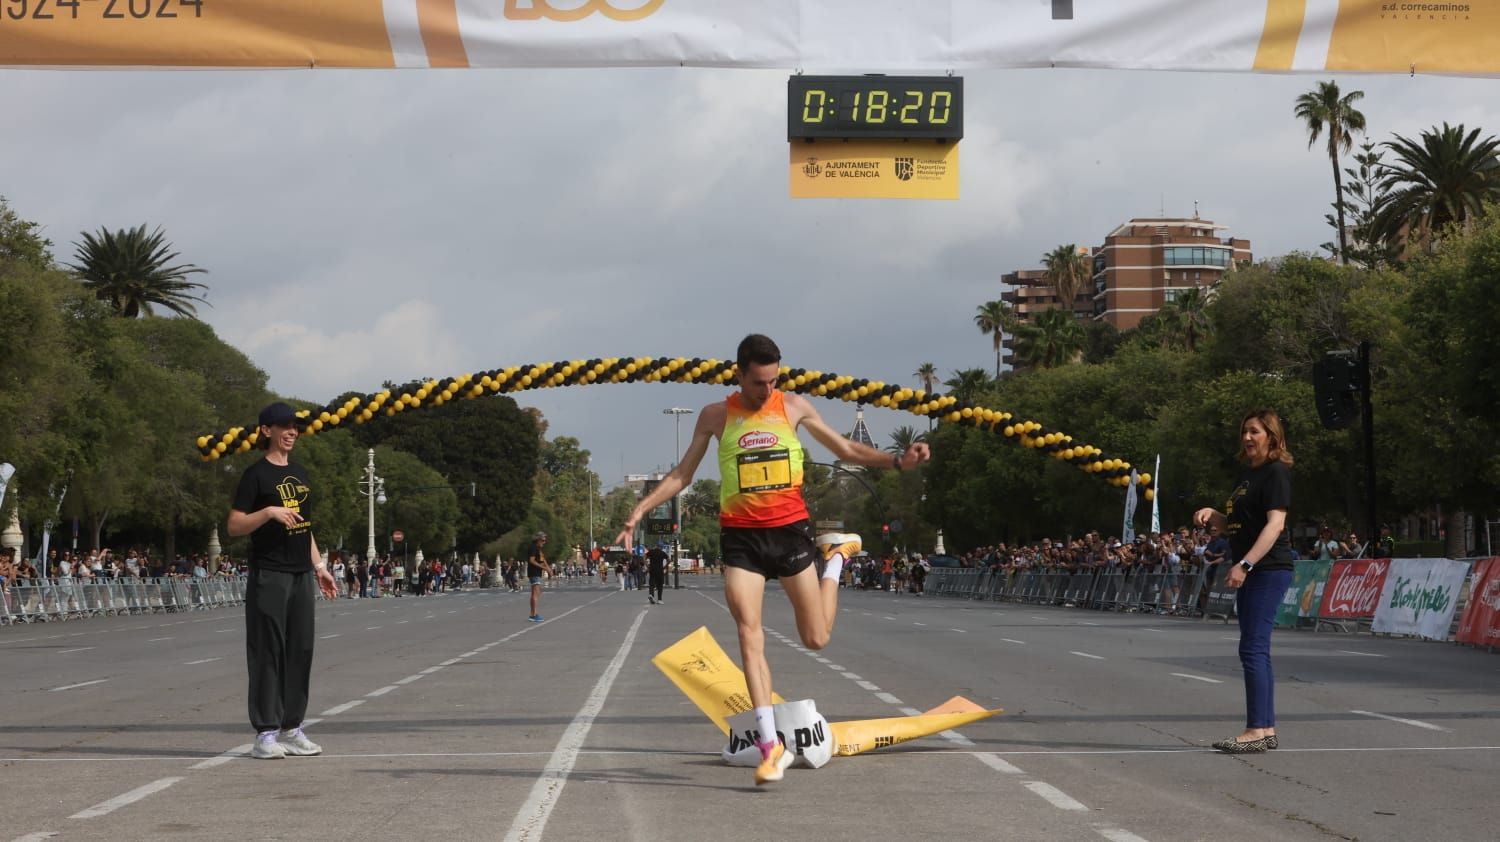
[232, 457, 314, 573]
[646, 547, 667, 574]
[1224, 460, 1293, 572]
[526, 541, 546, 578]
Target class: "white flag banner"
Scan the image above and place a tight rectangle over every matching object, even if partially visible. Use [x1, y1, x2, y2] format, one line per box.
[1149, 455, 1161, 535]
[1370, 558, 1471, 641]
[3, 1, 1499, 74]
[1122, 468, 1139, 544]
[0, 463, 13, 513]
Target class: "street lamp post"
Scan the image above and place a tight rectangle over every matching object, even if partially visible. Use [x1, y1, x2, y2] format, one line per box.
[586, 455, 594, 559]
[663, 407, 694, 589]
[358, 449, 386, 563]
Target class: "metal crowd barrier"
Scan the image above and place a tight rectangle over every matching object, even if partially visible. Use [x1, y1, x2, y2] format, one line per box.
[923, 564, 1217, 618]
[0, 576, 250, 625]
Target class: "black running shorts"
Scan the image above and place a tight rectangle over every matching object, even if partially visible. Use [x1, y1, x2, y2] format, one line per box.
[721, 519, 817, 580]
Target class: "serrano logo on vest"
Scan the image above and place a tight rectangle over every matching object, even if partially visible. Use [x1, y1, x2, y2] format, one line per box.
[504, 0, 665, 22]
[738, 431, 779, 450]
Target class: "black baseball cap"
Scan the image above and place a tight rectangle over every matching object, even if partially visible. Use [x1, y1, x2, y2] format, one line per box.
[258, 401, 306, 429]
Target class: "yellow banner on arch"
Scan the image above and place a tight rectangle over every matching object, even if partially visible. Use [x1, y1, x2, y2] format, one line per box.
[4, 1, 1500, 74]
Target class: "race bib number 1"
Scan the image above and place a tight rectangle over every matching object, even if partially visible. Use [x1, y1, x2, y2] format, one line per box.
[737, 450, 791, 493]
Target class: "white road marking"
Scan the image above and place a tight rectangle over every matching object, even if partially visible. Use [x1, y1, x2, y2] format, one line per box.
[1031, 616, 1049, 621]
[396, 619, 409, 624]
[1078, 622, 1101, 626]
[842, 672, 863, 681]
[875, 692, 903, 705]
[1351, 710, 1449, 732]
[942, 731, 975, 746]
[1338, 650, 1386, 658]
[1071, 651, 1105, 660]
[883, 616, 897, 621]
[184, 658, 222, 665]
[827, 664, 846, 671]
[1170, 673, 1223, 684]
[190, 744, 252, 770]
[12, 832, 60, 841]
[1095, 826, 1153, 842]
[147, 637, 173, 642]
[50, 679, 107, 692]
[366, 626, 383, 631]
[913, 622, 927, 626]
[856, 680, 881, 691]
[1023, 780, 1088, 812]
[899, 707, 923, 716]
[950, 628, 967, 633]
[214, 629, 234, 634]
[440, 658, 462, 666]
[58, 647, 95, 654]
[69, 777, 183, 820]
[321, 700, 365, 716]
[395, 675, 424, 685]
[1001, 638, 1027, 645]
[504, 610, 646, 842]
[367, 686, 398, 697]
[421, 666, 445, 674]
[974, 753, 1022, 774]
[1142, 628, 1163, 633]
[320, 633, 341, 639]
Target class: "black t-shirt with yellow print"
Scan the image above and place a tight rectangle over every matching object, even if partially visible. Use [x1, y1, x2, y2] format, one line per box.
[1224, 460, 1293, 572]
[233, 458, 315, 573]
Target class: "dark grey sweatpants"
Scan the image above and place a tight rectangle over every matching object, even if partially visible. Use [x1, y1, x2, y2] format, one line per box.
[245, 568, 316, 732]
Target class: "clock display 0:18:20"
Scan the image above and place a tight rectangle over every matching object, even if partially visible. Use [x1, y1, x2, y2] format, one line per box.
[787, 76, 963, 140]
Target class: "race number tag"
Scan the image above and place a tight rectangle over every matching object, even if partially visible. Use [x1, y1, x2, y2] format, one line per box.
[737, 449, 791, 492]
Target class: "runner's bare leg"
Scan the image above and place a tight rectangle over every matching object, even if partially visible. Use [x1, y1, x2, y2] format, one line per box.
[780, 563, 833, 648]
[724, 566, 773, 707]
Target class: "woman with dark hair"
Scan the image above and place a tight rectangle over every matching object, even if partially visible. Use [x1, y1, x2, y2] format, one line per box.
[1195, 408, 1295, 754]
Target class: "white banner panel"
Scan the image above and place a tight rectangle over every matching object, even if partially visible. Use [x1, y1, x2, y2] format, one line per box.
[2, 1, 1498, 74]
[1370, 558, 1471, 641]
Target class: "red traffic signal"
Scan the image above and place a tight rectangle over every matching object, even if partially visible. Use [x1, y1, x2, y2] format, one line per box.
[881, 523, 890, 535]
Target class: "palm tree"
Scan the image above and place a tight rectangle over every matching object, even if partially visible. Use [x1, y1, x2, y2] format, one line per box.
[68, 224, 208, 318]
[1015, 307, 1085, 369]
[887, 425, 926, 455]
[1160, 286, 1213, 352]
[942, 368, 994, 403]
[1041, 243, 1091, 317]
[1294, 80, 1367, 262]
[1372, 122, 1500, 255]
[914, 362, 938, 396]
[974, 299, 1014, 379]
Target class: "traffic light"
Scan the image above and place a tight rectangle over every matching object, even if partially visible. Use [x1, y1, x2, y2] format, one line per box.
[1313, 354, 1360, 430]
[881, 523, 890, 538]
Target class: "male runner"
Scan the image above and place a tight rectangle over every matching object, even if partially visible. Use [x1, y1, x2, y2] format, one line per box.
[616, 334, 929, 785]
[646, 542, 668, 605]
[526, 531, 554, 622]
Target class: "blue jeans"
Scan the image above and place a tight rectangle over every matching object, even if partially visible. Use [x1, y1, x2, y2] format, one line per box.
[1235, 568, 1293, 729]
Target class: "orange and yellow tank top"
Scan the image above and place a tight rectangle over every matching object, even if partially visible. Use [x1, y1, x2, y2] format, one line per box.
[718, 391, 808, 528]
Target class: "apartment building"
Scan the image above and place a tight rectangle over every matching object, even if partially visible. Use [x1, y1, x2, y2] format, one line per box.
[1089, 217, 1251, 330]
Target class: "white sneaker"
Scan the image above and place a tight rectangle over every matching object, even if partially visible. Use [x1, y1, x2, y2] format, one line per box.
[816, 533, 862, 562]
[278, 727, 322, 756]
[252, 734, 286, 759]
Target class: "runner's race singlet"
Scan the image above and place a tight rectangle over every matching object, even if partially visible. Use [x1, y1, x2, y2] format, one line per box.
[718, 391, 809, 528]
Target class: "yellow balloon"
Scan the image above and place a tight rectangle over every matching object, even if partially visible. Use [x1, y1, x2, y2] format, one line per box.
[1144, 488, 1155, 501]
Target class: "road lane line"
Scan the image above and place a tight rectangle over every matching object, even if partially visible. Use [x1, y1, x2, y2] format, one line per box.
[841, 672, 863, 681]
[504, 610, 646, 842]
[395, 675, 424, 685]
[1095, 826, 1152, 842]
[1022, 781, 1088, 812]
[50, 680, 107, 692]
[827, 664, 845, 670]
[1351, 710, 1449, 731]
[321, 700, 365, 716]
[320, 633, 341, 639]
[58, 647, 95, 654]
[974, 753, 1022, 774]
[1001, 638, 1027, 645]
[900, 707, 923, 716]
[184, 658, 222, 665]
[190, 745, 252, 770]
[1338, 650, 1386, 658]
[440, 658, 462, 666]
[367, 686, 398, 697]
[12, 832, 59, 841]
[913, 622, 926, 626]
[1170, 673, 1223, 684]
[1071, 651, 1105, 660]
[147, 637, 173, 642]
[950, 628, 967, 633]
[874, 692, 903, 705]
[855, 680, 881, 691]
[215, 629, 235, 634]
[421, 666, 444, 674]
[69, 777, 183, 820]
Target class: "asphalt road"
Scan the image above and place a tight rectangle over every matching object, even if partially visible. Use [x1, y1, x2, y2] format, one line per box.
[2, 575, 1496, 842]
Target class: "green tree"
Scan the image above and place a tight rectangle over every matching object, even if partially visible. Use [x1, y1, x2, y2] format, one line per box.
[973, 299, 1014, 379]
[1294, 80, 1367, 262]
[1041, 244, 1091, 317]
[1373, 122, 1500, 256]
[887, 425, 925, 455]
[68, 224, 209, 318]
[914, 362, 938, 396]
[374, 446, 461, 556]
[1329, 140, 1398, 268]
[0, 196, 53, 270]
[1014, 307, 1085, 368]
[942, 368, 994, 403]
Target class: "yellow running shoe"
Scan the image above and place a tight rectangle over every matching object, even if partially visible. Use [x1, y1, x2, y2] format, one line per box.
[754, 741, 794, 785]
[816, 533, 862, 562]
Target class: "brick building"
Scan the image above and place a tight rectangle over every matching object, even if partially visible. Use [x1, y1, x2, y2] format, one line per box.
[1089, 217, 1251, 330]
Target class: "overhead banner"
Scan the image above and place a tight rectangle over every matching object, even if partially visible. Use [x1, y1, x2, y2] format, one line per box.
[4, 1, 1499, 74]
[789, 141, 958, 200]
[1370, 557, 1470, 640]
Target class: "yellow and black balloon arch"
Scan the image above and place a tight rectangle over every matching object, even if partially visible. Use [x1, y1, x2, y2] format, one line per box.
[193, 356, 1155, 499]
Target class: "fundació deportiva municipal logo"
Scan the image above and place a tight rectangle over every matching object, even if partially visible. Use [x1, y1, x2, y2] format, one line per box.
[894, 157, 914, 181]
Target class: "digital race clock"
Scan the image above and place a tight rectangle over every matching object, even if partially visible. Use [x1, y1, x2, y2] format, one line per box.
[788, 75, 964, 141]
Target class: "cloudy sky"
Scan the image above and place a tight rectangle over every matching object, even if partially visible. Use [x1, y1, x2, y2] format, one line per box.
[4, 65, 1497, 483]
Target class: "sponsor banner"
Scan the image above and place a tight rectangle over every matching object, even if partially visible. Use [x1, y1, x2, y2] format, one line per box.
[1455, 557, 1500, 646]
[5, 1, 1498, 74]
[1276, 559, 1331, 627]
[651, 625, 782, 734]
[723, 699, 833, 768]
[1317, 558, 1390, 619]
[1371, 557, 1470, 640]
[789, 140, 958, 200]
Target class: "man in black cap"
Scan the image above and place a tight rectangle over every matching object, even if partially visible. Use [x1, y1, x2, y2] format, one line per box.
[227, 401, 338, 759]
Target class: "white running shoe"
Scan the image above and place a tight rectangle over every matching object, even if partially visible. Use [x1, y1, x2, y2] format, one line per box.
[278, 727, 322, 756]
[252, 733, 286, 759]
[816, 533, 862, 562]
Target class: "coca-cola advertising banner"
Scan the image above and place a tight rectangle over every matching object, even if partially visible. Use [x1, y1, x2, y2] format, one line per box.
[1456, 558, 1500, 647]
[1317, 559, 1390, 619]
[1371, 558, 1471, 641]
